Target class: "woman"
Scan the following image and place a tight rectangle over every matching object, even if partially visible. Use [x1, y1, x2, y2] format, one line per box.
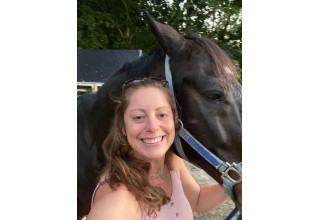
[87, 78, 227, 220]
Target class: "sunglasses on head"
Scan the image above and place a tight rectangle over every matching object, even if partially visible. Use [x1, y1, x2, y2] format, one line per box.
[122, 77, 169, 92]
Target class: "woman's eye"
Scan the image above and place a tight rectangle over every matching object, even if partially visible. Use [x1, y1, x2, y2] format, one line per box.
[159, 113, 168, 118]
[133, 116, 144, 120]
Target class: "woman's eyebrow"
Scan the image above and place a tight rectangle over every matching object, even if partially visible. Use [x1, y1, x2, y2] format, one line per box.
[156, 106, 171, 110]
[127, 106, 170, 114]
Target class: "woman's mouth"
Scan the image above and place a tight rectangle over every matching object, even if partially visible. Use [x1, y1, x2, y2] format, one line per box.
[141, 136, 163, 144]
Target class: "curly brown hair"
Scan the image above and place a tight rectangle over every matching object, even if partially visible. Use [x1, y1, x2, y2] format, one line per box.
[101, 78, 179, 217]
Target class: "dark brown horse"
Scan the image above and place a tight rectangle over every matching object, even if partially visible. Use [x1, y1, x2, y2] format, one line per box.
[77, 12, 242, 220]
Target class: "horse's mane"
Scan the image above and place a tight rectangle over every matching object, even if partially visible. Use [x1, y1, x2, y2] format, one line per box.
[118, 47, 165, 79]
[185, 34, 241, 88]
[94, 48, 164, 105]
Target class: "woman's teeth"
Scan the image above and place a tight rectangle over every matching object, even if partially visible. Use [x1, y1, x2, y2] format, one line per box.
[142, 136, 163, 144]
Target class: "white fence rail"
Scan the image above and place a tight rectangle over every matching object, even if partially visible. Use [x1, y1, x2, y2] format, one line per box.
[77, 82, 103, 94]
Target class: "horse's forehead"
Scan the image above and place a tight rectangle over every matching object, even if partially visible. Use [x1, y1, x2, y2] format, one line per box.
[188, 44, 210, 62]
[172, 50, 238, 88]
[173, 52, 216, 81]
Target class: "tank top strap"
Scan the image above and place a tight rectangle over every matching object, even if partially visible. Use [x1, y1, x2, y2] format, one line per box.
[91, 178, 109, 208]
[170, 168, 184, 197]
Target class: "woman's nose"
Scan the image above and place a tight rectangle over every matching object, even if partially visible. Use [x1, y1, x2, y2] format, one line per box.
[146, 117, 159, 132]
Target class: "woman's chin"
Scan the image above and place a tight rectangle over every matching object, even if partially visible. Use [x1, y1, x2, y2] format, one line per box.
[134, 151, 166, 162]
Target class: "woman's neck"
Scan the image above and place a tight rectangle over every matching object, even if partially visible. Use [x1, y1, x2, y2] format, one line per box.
[148, 157, 166, 177]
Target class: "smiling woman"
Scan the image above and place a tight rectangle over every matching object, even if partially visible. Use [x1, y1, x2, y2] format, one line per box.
[90, 78, 181, 219]
[86, 78, 228, 220]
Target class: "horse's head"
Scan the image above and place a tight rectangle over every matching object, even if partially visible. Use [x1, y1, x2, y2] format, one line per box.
[145, 12, 242, 212]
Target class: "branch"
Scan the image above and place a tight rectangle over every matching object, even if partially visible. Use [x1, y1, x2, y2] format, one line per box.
[218, 14, 231, 43]
[120, 0, 130, 23]
[120, 0, 131, 38]
[95, 0, 104, 10]
[110, 18, 124, 38]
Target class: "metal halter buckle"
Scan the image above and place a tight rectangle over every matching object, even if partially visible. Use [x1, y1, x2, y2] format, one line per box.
[221, 162, 242, 185]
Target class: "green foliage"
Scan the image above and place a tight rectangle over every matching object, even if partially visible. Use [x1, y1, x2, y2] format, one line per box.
[78, 0, 242, 76]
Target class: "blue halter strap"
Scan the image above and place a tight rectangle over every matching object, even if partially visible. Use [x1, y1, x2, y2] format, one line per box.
[164, 54, 242, 219]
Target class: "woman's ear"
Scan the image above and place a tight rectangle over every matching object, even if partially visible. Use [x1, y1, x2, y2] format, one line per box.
[122, 128, 126, 136]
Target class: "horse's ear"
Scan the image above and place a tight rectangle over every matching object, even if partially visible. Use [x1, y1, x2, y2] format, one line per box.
[144, 11, 187, 55]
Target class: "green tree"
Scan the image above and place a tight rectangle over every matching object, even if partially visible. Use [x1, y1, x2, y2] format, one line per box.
[78, 0, 242, 76]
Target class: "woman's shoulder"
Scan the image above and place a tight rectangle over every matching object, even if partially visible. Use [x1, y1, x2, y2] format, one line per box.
[87, 183, 142, 220]
[170, 153, 195, 183]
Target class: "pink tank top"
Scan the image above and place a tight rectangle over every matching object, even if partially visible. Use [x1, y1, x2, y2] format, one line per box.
[142, 169, 193, 220]
[91, 169, 193, 220]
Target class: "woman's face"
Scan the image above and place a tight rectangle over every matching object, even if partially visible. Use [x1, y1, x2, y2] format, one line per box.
[123, 87, 175, 161]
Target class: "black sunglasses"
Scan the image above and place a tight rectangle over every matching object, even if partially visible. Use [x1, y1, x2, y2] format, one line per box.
[122, 77, 169, 92]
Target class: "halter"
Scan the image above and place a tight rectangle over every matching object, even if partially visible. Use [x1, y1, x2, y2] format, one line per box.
[165, 55, 242, 219]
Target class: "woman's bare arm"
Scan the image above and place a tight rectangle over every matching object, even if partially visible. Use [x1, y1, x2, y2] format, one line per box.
[172, 154, 228, 212]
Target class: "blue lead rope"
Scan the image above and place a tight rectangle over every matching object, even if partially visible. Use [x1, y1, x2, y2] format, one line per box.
[225, 206, 242, 220]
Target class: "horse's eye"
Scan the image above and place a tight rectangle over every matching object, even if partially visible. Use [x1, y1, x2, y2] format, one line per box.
[202, 92, 223, 101]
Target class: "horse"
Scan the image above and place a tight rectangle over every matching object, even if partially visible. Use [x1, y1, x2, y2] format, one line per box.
[77, 12, 242, 220]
